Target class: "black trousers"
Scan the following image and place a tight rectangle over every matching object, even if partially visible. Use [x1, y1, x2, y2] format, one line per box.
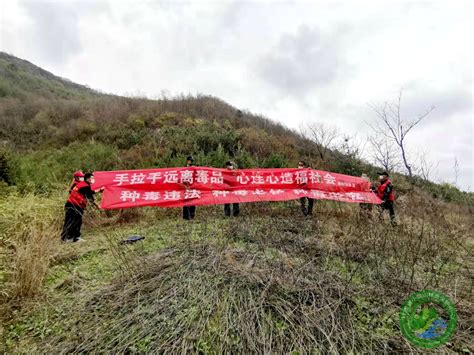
[379, 201, 395, 222]
[61, 204, 84, 241]
[183, 206, 196, 220]
[300, 197, 314, 216]
[224, 203, 240, 217]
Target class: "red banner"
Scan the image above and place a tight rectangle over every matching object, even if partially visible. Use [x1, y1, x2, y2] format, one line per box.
[92, 167, 381, 210]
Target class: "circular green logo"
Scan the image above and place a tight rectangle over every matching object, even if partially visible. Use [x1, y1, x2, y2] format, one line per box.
[400, 290, 457, 348]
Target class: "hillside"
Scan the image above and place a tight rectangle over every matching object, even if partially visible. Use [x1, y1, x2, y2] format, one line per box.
[0, 53, 350, 192]
[0, 52, 101, 100]
[0, 54, 470, 205]
[0, 53, 473, 353]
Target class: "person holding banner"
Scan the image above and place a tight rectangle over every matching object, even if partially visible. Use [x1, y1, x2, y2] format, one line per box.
[68, 170, 84, 193]
[377, 171, 396, 224]
[298, 161, 314, 216]
[224, 161, 240, 217]
[61, 172, 102, 242]
[183, 155, 197, 220]
[94, 166, 382, 210]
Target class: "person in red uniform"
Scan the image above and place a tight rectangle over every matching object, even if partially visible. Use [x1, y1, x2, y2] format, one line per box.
[68, 170, 84, 193]
[61, 172, 102, 242]
[377, 171, 395, 223]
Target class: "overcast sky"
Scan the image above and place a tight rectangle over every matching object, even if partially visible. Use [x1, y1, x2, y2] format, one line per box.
[1, 0, 472, 190]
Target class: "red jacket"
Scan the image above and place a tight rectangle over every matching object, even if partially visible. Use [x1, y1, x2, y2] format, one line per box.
[67, 181, 89, 208]
[377, 179, 395, 202]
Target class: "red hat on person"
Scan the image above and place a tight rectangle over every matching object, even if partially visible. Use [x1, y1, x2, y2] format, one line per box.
[73, 171, 85, 178]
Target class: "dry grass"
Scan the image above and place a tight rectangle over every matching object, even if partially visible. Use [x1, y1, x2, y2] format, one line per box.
[44, 238, 375, 353]
[1, 193, 473, 353]
[34, 207, 474, 354]
[0, 193, 62, 303]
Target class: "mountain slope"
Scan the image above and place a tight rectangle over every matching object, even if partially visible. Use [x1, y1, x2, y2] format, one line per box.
[0, 52, 100, 99]
[0, 53, 324, 181]
[0, 53, 473, 354]
[0, 52, 471, 205]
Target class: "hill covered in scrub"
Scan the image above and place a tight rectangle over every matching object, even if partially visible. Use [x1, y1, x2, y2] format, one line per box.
[0, 51, 472, 205]
[0, 53, 473, 353]
[0, 52, 101, 100]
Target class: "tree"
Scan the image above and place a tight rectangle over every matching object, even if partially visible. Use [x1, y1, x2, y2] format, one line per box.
[339, 134, 366, 159]
[301, 122, 339, 162]
[368, 90, 434, 179]
[453, 158, 460, 187]
[335, 134, 367, 175]
[368, 135, 400, 172]
[415, 150, 439, 181]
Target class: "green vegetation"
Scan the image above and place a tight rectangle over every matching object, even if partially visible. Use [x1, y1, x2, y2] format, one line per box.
[1, 51, 472, 204]
[0, 52, 101, 100]
[1, 199, 472, 353]
[0, 52, 473, 353]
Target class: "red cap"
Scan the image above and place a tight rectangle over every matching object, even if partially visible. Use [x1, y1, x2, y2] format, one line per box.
[73, 171, 85, 178]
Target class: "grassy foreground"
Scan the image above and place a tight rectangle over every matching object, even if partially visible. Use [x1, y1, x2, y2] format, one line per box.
[0, 192, 473, 353]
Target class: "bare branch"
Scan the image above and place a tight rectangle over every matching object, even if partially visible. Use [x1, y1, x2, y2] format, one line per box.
[301, 122, 340, 162]
[366, 91, 435, 179]
[453, 158, 460, 186]
[368, 135, 400, 172]
[415, 151, 438, 181]
[404, 105, 435, 136]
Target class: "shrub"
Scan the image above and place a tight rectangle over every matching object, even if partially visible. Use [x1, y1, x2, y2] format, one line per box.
[10, 142, 121, 191]
[0, 150, 12, 184]
[263, 153, 288, 168]
[435, 183, 467, 203]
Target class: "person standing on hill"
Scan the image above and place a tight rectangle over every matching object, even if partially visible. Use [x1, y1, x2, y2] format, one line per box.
[298, 160, 314, 216]
[224, 161, 240, 217]
[61, 172, 102, 242]
[183, 155, 196, 220]
[68, 170, 84, 193]
[377, 171, 396, 223]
